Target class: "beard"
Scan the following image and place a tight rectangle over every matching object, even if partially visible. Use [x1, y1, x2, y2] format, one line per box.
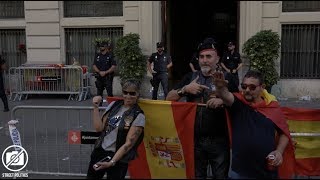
[244, 93, 254, 102]
[201, 66, 214, 76]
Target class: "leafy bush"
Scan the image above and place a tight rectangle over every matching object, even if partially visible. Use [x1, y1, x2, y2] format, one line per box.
[92, 37, 111, 48]
[242, 30, 281, 91]
[114, 33, 146, 84]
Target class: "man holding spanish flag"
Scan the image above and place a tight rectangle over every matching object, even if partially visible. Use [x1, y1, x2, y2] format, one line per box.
[167, 38, 230, 179]
[213, 70, 295, 178]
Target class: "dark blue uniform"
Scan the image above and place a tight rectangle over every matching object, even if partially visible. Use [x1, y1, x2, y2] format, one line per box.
[148, 52, 172, 100]
[222, 51, 242, 92]
[93, 52, 116, 97]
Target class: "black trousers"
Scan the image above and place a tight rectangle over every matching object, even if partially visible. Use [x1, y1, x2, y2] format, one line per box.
[0, 82, 9, 110]
[194, 136, 230, 179]
[95, 76, 114, 97]
[87, 147, 128, 179]
[152, 72, 168, 100]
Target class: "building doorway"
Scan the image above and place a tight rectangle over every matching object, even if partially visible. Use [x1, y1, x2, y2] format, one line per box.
[165, 1, 239, 82]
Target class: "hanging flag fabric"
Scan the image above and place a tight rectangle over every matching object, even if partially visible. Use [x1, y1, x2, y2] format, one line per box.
[107, 97, 197, 178]
[281, 107, 320, 176]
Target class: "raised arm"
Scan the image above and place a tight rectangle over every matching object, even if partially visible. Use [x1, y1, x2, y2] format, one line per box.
[213, 71, 234, 106]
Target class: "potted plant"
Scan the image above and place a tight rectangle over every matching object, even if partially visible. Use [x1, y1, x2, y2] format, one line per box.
[92, 37, 111, 53]
[114, 33, 146, 85]
[242, 30, 281, 92]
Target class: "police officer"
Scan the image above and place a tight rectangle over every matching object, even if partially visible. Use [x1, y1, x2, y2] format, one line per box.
[147, 42, 172, 100]
[221, 41, 243, 92]
[93, 41, 116, 99]
[0, 56, 9, 112]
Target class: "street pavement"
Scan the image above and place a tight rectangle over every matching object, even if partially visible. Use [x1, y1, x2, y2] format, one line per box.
[0, 94, 319, 179]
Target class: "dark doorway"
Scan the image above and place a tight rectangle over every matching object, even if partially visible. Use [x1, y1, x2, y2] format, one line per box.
[166, 1, 239, 81]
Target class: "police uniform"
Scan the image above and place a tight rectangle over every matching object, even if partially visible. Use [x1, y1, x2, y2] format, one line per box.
[222, 49, 242, 92]
[148, 44, 172, 100]
[93, 52, 116, 97]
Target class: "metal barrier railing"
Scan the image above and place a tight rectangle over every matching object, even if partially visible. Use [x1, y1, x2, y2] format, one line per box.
[8, 65, 92, 101]
[8, 105, 319, 178]
[10, 105, 106, 177]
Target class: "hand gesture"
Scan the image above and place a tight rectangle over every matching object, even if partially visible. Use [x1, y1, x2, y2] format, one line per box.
[266, 150, 283, 167]
[92, 96, 102, 108]
[185, 76, 209, 95]
[232, 69, 237, 73]
[212, 71, 228, 88]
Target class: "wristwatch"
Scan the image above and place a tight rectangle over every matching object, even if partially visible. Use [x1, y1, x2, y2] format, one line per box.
[110, 160, 116, 166]
[177, 86, 186, 97]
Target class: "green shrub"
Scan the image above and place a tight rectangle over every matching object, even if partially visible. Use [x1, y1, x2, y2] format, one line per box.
[242, 30, 281, 91]
[114, 33, 146, 84]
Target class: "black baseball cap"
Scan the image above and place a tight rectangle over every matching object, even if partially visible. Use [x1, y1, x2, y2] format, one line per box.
[156, 42, 164, 48]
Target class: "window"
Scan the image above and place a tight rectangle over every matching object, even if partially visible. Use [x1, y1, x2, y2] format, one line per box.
[64, 1, 123, 17]
[282, 1, 320, 12]
[281, 24, 320, 79]
[65, 27, 123, 66]
[0, 29, 27, 68]
[0, 1, 24, 18]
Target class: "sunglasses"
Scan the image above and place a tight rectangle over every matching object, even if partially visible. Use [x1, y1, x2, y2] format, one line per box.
[241, 83, 260, 91]
[122, 90, 137, 96]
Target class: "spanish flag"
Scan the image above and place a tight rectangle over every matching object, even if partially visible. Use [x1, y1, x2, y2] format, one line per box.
[233, 90, 296, 179]
[281, 107, 320, 176]
[107, 97, 197, 178]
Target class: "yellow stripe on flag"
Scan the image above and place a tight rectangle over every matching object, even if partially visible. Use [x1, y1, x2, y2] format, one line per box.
[288, 120, 320, 159]
[139, 100, 187, 179]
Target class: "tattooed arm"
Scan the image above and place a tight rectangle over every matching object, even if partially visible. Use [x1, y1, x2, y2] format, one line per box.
[109, 126, 143, 164]
[93, 113, 145, 170]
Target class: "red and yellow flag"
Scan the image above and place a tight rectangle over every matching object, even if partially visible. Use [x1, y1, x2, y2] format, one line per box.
[281, 107, 320, 176]
[107, 97, 197, 178]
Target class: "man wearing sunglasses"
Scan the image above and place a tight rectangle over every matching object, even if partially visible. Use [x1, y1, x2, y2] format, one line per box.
[166, 38, 230, 179]
[213, 70, 295, 179]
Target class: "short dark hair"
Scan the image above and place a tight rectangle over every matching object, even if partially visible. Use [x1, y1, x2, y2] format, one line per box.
[244, 70, 265, 85]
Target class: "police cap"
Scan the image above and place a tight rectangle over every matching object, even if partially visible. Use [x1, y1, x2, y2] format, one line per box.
[156, 42, 164, 48]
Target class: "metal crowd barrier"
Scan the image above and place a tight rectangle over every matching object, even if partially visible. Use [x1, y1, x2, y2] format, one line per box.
[8, 65, 92, 101]
[8, 105, 320, 178]
[9, 105, 107, 177]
